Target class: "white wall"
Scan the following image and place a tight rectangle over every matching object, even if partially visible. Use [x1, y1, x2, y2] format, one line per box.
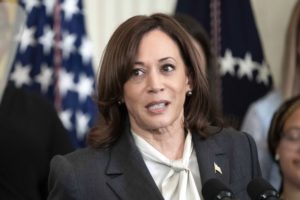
[83, 0, 177, 72]
[251, 0, 298, 88]
[84, 0, 298, 88]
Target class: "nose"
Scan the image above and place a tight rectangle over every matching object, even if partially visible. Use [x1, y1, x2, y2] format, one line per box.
[147, 70, 164, 93]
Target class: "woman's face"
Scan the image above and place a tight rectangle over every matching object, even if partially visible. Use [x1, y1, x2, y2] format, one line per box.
[123, 29, 191, 133]
[277, 106, 300, 188]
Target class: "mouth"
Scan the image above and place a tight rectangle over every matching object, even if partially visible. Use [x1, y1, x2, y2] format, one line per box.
[146, 101, 170, 113]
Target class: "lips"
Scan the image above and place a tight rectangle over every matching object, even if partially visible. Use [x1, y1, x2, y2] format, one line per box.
[146, 100, 170, 113]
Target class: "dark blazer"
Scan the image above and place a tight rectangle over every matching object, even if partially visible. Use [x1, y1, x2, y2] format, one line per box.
[48, 126, 261, 200]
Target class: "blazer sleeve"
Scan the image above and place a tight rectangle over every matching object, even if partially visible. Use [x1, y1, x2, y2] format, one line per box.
[48, 155, 79, 200]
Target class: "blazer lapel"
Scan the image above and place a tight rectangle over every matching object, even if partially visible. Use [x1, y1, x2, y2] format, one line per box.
[105, 127, 164, 200]
[192, 130, 230, 187]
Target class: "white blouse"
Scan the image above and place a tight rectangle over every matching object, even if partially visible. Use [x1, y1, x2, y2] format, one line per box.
[132, 130, 202, 200]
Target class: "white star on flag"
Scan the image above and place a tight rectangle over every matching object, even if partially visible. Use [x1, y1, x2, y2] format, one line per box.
[19, 26, 36, 52]
[58, 69, 75, 96]
[61, 32, 76, 59]
[38, 26, 54, 55]
[76, 73, 94, 102]
[237, 52, 256, 80]
[35, 64, 53, 93]
[62, 0, 80, 21]
[59, 109, 73, 131]
[76, 111, 90, 140]
[10, 63, 32, 88]
[219, 49, 236, 76]
[256, 61, 270, 86]
[79, 37, 93, 64]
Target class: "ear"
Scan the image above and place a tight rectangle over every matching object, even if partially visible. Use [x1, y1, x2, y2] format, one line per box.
[186, 74, 193, 92]
[275, 148, 280, 161]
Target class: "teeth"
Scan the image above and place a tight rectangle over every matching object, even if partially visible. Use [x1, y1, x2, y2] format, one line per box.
[148, 103, 165, 110]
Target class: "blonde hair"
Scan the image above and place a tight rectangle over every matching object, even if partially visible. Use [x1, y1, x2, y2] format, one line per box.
[281, 1, 300, 99]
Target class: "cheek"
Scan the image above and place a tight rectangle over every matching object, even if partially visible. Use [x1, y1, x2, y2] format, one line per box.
[124, 83, 138, 101]
[278, 156, 293, 179]
[123, 84, 144, 114]
[123, 97, 142, 123]
[278, 145, 295, 170]
[124, 94, 138, 113]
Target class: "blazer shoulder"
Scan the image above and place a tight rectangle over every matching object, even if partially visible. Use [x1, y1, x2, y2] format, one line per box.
[48, 147, 111, 200]
[207, 126, 259, 165]
[62, 147, 110, 169]
[207, 126, 261, 174]
[49, 147, 111, 187]
[208, 126, 255, 145]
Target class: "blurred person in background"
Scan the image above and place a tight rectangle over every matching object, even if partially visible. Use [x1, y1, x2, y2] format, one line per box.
[268, 95, 300, 200]
[241, 0, 300, 189]
[0, 2, 74, 199]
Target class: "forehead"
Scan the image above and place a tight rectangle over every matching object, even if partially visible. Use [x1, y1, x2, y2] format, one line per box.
[284, 106, 300, 125]
[136, 29, 182, 60]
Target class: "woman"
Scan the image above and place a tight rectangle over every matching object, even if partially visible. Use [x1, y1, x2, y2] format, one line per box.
[241, 0, 300, 189]
[268, 95, 300, 200]
[48, 13, 261, 200]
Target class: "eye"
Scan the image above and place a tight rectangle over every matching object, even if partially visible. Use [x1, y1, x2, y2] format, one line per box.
[161, 64, 175, 72]
[130, 68, 144, 77]
[282, 128, 300, 142]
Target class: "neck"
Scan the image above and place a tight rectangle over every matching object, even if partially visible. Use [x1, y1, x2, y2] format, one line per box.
[132, 124, 187, 160]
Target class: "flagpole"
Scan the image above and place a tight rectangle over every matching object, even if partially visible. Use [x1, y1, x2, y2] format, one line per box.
[210, 0, 223, 114]
[53, 0, 62, 111]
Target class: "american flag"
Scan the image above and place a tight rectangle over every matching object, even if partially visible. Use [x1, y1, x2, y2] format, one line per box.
[9, 0, 97, 147]
[176, 0, 273, 128]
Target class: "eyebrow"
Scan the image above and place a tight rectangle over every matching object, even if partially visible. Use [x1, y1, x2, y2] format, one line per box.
[134, 57, 175, 65]
[286, 126, 300, 131]
[159, 57, 175, 62]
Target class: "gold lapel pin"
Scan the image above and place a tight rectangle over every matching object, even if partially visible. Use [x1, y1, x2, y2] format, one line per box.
[214, 162, 222, 174]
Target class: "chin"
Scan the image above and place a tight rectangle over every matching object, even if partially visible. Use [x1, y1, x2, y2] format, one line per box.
[146, 120, 176, 130]
[147, 123, 169, 130]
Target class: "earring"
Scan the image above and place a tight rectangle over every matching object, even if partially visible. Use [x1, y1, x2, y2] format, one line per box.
[187, 90, 192, 96]
[117, 99, 123, 105]
[275, 154, 280, 161]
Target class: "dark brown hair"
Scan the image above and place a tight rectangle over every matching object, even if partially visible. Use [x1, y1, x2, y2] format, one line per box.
[173, 13, 222, 126]
[268, 95, 300, 160]
[87, 13, 212, 148]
